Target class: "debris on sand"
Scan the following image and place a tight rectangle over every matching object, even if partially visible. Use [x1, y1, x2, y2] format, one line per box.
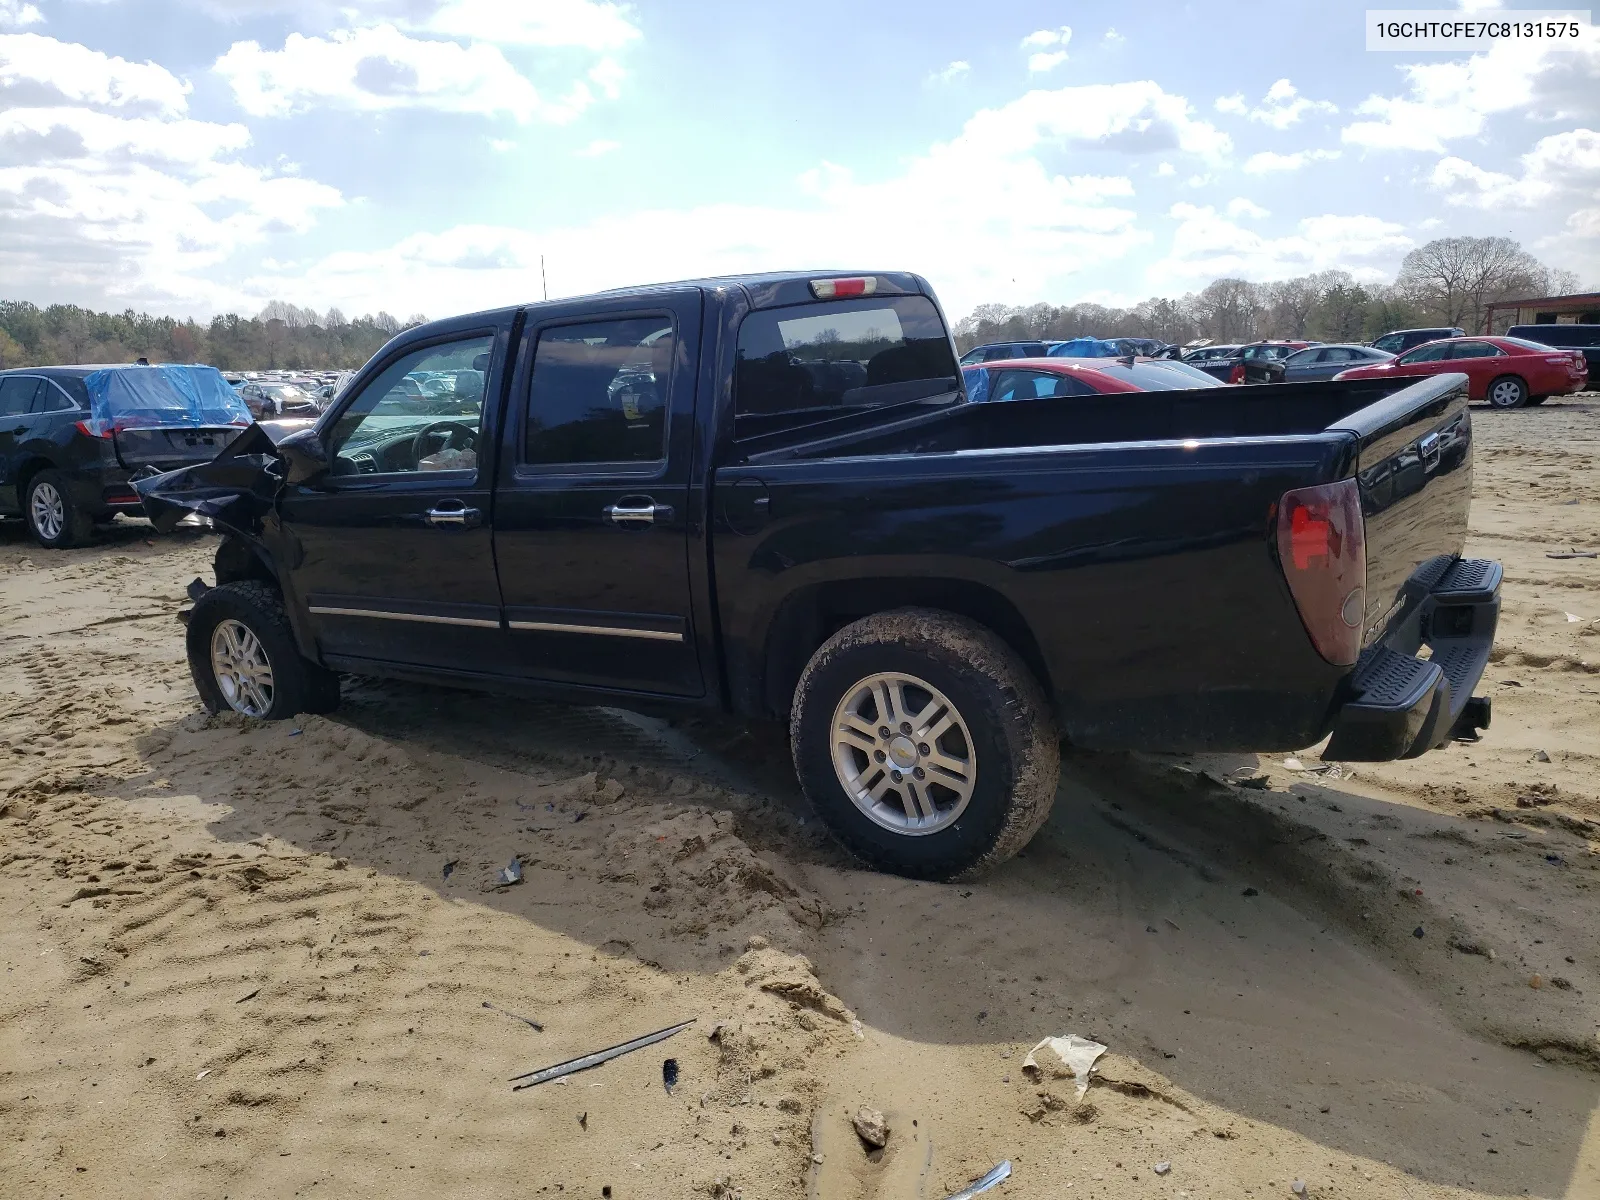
[941, 1160, 1012, 1199]
[497, 857, 523, 886]
[510, 1019, 695, 1090]
[851, 1106, 888, 1149]
[482, 1000, 543, 1032]
[1022, 1035, 1107, 1098]
[662, 1058, 679, 1095]
[1154, 1161, 1172, 1176]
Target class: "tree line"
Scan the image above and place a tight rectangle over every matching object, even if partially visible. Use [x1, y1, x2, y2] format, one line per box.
[0, 299, 429, 372]
[953, 236, 1585, 352]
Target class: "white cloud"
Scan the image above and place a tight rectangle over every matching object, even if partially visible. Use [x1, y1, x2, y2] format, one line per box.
[1215, 79, 1336, 129]
[1226, 197, 1269, 219]
[575, 138, 619, 157]
[1021, 26, 1071, 49]
[1155, 161, 1175, 176]
[247, 82, 1197, 318]
[1243, 148, 1341, 173]
[1028, 51, 1068, 73]
[1185, 173, 1212, 187]
[214, 25, 608, 123]
[1151, 204, 1411, 287]
[1104, 28, 1125, 45]
[0, 99, 342, 311]
[1, 33, 191, 115]
[1431, 130, 1600, 224]
[422, 0, 640, 49]
[488, 137, 513, 152]
[1343, 26, 1600, 151]
[928, 60, 970, 85]
[0, 0, 41, 27]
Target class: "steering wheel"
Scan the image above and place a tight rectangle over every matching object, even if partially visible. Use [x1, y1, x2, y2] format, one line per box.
[410, 420, 477, 465]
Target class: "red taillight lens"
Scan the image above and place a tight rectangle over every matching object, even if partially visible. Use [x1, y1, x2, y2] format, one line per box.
[1228, 363, 1245, 384]
[75, 419, 111, 439]
[1276, 479, 1366, 666]
[809, 276, 878, 300]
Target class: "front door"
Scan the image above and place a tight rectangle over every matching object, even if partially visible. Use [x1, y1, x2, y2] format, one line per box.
[492, 292, 704, 696]
[278, 327, 508, 674]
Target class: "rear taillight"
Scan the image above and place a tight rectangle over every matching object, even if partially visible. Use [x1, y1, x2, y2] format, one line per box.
[809, 276, 878, 300]
[1228, 363, 1245, 385]
[1276, 479, 1366, 665]
[75, 419, 111, 439]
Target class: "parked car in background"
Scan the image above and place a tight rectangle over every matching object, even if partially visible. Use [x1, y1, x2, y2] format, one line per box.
[137, 269, 1495, 881]
[958, 341, 1055, 365]
[1334, 336, 1588, 408]
[1507, 324, 1600, 379]
[0, 363, 250, 547]
[1181, 344, 1241, 374]
[1258, 344, 1396, 384]
[1370, 327, 1464, 355]
[962, 356, 1226, 401]
[1183, 341, 1314, 383]
[240, 380, 321, 419]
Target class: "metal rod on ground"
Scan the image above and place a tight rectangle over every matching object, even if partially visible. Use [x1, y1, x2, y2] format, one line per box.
[509, 1019, 696, 1090]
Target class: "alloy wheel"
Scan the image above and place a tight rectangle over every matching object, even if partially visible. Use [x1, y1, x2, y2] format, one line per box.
[830, 671, 976, 835]
[210, 619, 275, 716]
[28, 481, 65, 542]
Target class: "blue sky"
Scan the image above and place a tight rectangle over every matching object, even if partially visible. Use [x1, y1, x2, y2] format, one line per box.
[1, 0, 1595, 322]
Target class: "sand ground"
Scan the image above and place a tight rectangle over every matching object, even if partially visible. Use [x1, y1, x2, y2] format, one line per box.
[2, 398, 1598, 1200]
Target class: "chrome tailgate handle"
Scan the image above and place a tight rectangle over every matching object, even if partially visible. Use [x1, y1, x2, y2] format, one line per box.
[1419, 432, 1441, 470]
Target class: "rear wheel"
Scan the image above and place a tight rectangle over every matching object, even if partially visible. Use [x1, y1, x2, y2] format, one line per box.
[186, 581, 340, 719]
[1486, 375, 1528, 408]
[24, 470, 93, 549]
[790, 608, 1059, 880]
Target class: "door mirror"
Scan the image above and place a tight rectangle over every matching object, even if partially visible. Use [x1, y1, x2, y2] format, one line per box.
[277, 426, 329, 485]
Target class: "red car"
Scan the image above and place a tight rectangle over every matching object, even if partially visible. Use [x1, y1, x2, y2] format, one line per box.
[961, 356, 1224, 402]
[1333, 336, 1588, 408]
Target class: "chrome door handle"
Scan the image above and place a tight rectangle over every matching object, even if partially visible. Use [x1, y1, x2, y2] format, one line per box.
[425, 504, 480, 528]
[604, 502, 673, 526]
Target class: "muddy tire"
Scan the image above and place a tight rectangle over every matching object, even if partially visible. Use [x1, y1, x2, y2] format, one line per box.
[186, 581, 340, 720]
[790, 608, 1059, 880]
[24, 470, 93, 549]
[1486, 375, 1527, 409]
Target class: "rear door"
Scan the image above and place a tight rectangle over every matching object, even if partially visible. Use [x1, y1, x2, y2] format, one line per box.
[0, 375, 44, 512]
[491, 289, 705, 696]
[278, 326, 508, 674]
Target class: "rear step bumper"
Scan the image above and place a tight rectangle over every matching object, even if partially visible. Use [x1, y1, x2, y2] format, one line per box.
[1324, 557, 1500, 761]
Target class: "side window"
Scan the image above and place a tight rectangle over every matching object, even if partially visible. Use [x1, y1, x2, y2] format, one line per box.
[991, 369, 1065, 401]
[328, 335, 494, 477]
[0, 376, 41, 415]
[31, 380, 75, 412]
[961, 366, 991, 403]
[524, 316, 673, 467]
[1446, 341, 1500, 359]
[1372, 335, 1399, 353]
[1399, 344, 1449, 364]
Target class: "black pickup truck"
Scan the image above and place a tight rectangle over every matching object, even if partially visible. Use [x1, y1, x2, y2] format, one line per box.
[138, 271, 1498, 880]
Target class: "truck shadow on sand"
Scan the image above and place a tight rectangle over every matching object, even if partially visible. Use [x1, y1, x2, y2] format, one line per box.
[117, 676, 1599, 1198]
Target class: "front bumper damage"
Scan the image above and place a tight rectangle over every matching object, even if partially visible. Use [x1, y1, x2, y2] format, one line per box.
[1324, 557, 1500, 761]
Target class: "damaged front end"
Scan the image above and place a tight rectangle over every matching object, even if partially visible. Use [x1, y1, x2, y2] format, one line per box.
[133, 423, 287, 537]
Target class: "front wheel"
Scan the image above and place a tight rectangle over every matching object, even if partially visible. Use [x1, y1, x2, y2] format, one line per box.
[186, 581, 340, 719]
[1486, 375, 1528, 408]
[24, 470, 93, 549]
[790, 608, 1059, 880]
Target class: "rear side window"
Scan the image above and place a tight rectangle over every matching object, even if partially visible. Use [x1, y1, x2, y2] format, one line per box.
[30, 380, 75, 412]
[734, 295, 958, 425]
[525, 316, 674, 466]
[0, 376, 41, 416]
[1445, 341, 1501, 359]
[992, 369, 1097, 401]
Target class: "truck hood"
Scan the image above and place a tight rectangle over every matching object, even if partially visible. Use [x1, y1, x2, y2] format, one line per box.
[133, 423, 284, 536]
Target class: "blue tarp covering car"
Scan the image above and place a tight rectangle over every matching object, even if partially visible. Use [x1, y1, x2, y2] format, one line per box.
[84, 364, 251, 434]
[1046, 337, 1120, 358]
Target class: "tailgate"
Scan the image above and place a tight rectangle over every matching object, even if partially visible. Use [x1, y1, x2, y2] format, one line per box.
[114, 426, 243, 471]
[1331, 373, 1472, 646]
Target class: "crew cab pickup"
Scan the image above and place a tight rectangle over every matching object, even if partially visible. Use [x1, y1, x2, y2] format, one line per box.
[138, 271, 1499, 880]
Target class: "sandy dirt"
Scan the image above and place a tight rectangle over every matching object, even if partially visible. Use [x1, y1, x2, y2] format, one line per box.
[2, 398, 1599, 1200]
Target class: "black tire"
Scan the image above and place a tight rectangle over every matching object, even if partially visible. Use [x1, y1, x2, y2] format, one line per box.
[23, 469, 94, 549]
[186, 581, 340, 720]
[790, 608, 1059, 880]
[1486, 375, 1528, 409]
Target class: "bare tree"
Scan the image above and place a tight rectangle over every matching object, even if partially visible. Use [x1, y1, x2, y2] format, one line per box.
[1395, 236, 1548, 332]
[1548, 268, 1581, 297]
[1193, 278, 1262, 342]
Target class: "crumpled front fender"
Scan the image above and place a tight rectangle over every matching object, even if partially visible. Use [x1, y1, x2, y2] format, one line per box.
[133, 424, 285, 537]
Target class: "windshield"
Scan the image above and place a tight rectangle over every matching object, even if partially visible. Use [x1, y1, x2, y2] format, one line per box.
[734, 294, 958, 434]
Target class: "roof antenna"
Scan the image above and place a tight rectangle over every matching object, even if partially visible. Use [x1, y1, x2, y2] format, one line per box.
[541, 255, 548, 301]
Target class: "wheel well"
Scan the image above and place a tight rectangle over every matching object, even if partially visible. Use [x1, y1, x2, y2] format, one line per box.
[214, 533, 278, 587]
[761, 578, 1052, 718]
[14, 457, 55, 500]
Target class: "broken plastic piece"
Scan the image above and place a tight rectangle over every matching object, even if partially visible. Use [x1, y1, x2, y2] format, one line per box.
[662, 1058, 679, 1094]
[1022, 1035, 1106, 1098]
[510, 1019, 695, 1090]
[499, 857, 522, 886]
[941, 1160, 1012, 1199]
